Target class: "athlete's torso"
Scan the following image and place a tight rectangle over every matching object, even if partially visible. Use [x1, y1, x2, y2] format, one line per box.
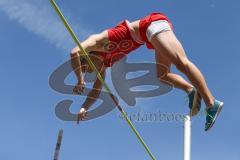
[101, 20, 145, 67]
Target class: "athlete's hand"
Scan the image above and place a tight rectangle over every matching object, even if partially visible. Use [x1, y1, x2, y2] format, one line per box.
[77, 108, 88, 124]
[73, 81, 86, 95]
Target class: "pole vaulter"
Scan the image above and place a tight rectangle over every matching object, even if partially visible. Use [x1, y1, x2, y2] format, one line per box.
[50, 0, 224, 159]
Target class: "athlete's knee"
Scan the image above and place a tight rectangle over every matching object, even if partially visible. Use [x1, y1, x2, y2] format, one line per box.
[158, 72, 173, 86]
[174, 56, 191, 73]
[157, 68, 169, 81]
[158, 73, 168, 81]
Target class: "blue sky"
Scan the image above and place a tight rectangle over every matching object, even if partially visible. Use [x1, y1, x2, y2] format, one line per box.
[0, 0, 239, 160]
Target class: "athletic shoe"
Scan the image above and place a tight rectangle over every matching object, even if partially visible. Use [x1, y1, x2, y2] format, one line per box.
[188, 88, 202, 117]
[205, 100, 224, 131]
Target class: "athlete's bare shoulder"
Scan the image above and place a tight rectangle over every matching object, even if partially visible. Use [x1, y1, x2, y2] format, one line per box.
[130, 20, 140, 29]
[129, 20, 142, 41]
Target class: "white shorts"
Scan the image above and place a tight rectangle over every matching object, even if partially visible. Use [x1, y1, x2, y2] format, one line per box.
[146, 20, 172, 41]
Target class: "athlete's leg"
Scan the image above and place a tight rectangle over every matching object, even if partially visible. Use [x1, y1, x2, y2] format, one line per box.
[151, 31, 214, 107]
[155, 50, 194, 94]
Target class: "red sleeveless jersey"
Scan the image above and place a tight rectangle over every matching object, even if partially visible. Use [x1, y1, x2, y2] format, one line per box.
[98, 20, 144, 67]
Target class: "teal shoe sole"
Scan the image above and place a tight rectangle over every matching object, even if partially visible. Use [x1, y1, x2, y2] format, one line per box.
[190, 90, 202, 117]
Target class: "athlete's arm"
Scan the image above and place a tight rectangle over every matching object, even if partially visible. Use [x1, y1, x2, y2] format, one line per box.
[70, 52, 85, 94]
[82, 70, 105, 110]
[77, 70, 106, 122]
[71, 30, 109, 54]
[70, 30, 108, 94]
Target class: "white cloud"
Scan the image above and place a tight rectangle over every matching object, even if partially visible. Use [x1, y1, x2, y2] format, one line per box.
[0, 0, 93, 52]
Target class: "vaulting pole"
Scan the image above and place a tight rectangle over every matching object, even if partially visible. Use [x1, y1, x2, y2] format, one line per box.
[49, 1, 156, 159]
[53, 129, 63, 160]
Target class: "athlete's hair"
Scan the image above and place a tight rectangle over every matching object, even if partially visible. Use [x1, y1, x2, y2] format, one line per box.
[80, 51, 95, 65]
[80, 51, 104, 70]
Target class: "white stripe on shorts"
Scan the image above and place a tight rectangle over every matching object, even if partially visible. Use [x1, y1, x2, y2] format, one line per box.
[146, 20, 172, 41]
